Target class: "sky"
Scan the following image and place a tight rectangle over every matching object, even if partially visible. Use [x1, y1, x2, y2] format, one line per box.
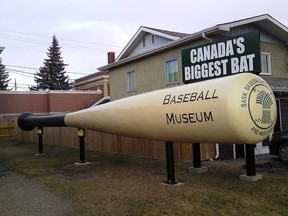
[1, 0, 288, 91]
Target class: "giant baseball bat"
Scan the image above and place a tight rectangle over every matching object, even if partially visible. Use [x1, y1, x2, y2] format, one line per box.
[18, 73, 277, 144]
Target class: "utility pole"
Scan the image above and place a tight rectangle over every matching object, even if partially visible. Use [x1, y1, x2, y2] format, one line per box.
[14, 78, 17, 91]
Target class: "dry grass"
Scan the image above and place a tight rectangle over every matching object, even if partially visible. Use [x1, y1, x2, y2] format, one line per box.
[1, 139, 288, 215]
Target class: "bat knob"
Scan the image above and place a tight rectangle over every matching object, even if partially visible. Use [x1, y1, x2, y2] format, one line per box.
[17, 112, 36, 131]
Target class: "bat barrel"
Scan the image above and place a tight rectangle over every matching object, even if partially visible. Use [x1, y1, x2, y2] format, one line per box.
[17, 112, 67, 131]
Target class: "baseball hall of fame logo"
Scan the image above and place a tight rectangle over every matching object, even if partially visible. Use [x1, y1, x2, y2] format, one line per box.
[248, 83, 276, 130]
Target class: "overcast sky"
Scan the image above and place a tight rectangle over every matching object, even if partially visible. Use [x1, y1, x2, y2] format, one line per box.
[1, 0, 288, 90]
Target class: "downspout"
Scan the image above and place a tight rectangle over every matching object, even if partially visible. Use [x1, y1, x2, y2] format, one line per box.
[214, 143, 220, 160]
[202, 32, 213, 42]
[202, 32, 217, 159]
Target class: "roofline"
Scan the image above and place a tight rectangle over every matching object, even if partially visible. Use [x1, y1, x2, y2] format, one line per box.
[75, 75, 109, 87]
[98, 25, 224, 71]
[218, 14, 288, 32]
[141, 26, 181, 40]
[116, 26, 184, 61]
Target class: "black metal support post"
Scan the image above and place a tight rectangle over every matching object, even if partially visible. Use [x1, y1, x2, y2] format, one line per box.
[245, 144, 256, 176]
[193, 143, 201, 168]
[165, 141, 177, 184]
[78, 128, 86, 163]
[37, 127, 43, 154]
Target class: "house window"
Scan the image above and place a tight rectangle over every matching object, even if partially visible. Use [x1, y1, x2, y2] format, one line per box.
[260, 53, 271, 75]
[127, 71, 136, 92]
[166, 59, 179, 84]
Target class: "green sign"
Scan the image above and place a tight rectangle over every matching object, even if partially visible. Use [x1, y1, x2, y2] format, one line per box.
[181, 32, 261, 83]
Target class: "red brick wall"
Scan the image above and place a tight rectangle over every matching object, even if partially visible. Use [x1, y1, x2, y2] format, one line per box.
[0, 91, 103, 117]
[1, 93, 49, 114]
[48, 93, 103, 112]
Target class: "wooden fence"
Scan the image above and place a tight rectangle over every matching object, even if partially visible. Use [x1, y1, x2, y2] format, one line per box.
[0, 121, 15, 139]
[14, 125, 215, 163]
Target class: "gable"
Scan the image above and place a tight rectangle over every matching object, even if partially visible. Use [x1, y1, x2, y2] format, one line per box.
[117, 26, 188, 60]
[129, 33, 174, 57]
[222, 23, 285, 44]
[218, 14, 288, 45]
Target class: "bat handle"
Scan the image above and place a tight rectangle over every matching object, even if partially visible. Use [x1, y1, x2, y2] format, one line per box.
[17, 112, 67, 131]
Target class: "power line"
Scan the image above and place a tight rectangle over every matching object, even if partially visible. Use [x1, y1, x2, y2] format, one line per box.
[0, 34, 120, 52]
[5, 64, 37, 70]
[0, 28, 123, 47]
[7, 69, 34, 78]
[0, 28, 123, 49]
[6, 65, 91, 76]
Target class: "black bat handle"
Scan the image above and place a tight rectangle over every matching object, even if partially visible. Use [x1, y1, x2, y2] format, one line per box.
[17, 112, 67, 131]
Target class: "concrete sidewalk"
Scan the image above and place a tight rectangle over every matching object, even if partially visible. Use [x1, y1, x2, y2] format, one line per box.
[0, 167, 72, 216]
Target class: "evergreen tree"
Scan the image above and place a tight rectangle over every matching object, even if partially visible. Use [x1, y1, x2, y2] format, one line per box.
[30, 35, 74, 91]
[0, 57, 10, 90]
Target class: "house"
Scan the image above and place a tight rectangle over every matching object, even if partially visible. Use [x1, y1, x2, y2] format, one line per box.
[74, 52, 115, 98]
[98, 14, 288, 160]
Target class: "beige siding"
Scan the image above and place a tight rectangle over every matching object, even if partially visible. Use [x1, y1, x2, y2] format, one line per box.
[109, 39, 210, 101]
[261, 42, 288, 78]
[111, 40, 288, 101]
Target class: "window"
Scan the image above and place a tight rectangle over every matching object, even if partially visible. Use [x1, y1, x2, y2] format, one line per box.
[127, 71, 136, 92]
[260, 53, 271, 75]
[166, 59, 179, 84]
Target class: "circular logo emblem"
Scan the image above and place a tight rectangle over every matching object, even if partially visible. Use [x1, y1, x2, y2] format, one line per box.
[248, 84, 276, 130]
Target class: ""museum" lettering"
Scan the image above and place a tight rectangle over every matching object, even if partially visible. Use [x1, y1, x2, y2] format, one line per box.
[166, 111, 214, 124]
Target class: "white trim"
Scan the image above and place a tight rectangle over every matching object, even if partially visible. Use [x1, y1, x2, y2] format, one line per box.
[91, 96, 110, 106]
[126, 71, 136, 92]
[141, 27, 181, 41]
[218, 14, 288, 33]
[260, 52, 272, 76]
[165, 58, 179, 85]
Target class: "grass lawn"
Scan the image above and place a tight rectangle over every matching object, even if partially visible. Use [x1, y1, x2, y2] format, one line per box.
[0, 139, 287, 215]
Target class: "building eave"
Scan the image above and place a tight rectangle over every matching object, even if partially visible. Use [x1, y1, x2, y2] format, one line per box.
[98, 14, 288, 71]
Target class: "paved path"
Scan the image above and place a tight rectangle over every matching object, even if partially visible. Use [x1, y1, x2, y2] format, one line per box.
[0, 167, 72, 216]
